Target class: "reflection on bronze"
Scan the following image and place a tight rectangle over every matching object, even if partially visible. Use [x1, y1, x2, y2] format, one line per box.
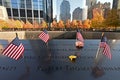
[92, 66, 104, 78]
[75, 41, 84, 49]
[76, 46, 83, 49]
[68, 55, 77, 63]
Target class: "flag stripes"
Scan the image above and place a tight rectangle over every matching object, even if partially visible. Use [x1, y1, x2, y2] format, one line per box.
[100, 35, 112, 59]
[39, 30, 49, 43]
[2, 37, 24, 60]
[76, 31, 84, 42]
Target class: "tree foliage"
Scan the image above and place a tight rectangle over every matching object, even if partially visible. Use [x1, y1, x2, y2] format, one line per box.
[23, 20, 33, 28]
[83, 19, 91, 29]
[0, 19, 8, 29]
[104, 9, 120, 30]
[65, 19, 71, 28]
[33, 20, 40, 28]
[57, 20, 64, 28]
[91, 8, 105, 29]
[51, 20, 57, 28]
[71, 20, 78, 28]
[41, 20, 48, 28]
[77, 20, 83, 28]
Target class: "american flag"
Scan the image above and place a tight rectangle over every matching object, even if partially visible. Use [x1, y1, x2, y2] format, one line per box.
[100, 34, 112, 59]
[2, 36, 24, 60]
[76, 29, 84, 42]
[39, 30, 49, 43]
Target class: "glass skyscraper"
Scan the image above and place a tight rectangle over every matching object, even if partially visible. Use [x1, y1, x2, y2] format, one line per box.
[113, 0, 120, 9]
[0, 0, 53, 23]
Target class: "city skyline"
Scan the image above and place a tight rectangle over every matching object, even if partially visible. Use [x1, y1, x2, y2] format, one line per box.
[97, 0, 113, 8]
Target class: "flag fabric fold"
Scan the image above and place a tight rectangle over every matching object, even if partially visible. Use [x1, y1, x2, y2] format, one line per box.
[75, 29, 84, 48]
[99, 33, 112, 59]
[2, 36, 24, 60]
[39, 30, 50, 43]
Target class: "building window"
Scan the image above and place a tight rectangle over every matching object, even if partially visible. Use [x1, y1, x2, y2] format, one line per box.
[34, 10, 38, 17]
[20, 0, 25, 8]
[13, 9, 18, 17]
[40, 11, 43, 18]
[33, 0, 38, 10]
[20, 9, 25, 17]
[39, 0, 43, 10]
[26, 0, 32, 9]
[6, 8, 11, 16]
[27, 10, 32, 17]
[11, 0, 18, 8]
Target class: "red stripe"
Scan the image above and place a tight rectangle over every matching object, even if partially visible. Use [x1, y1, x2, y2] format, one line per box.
[8, 46, 18, 57]
[39, 32, 49, 43]
[2, 43, 24, 60]
[4, 44, 16, 56]
[100, 42, 112, 59]
[2, 44, 13, 55]
[77, 32, 84, 42]
[13, 44, 24, 60]
[14, 44, 24, 60]
[10, 44, 22, 59]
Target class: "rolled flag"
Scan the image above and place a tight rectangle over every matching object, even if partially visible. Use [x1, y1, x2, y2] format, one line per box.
[75, 29, 84, 49]
[100, 33, 112, 59]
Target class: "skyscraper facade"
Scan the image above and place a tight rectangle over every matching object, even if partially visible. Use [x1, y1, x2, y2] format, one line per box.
[86, 0, 96, 8]
[113, 0, 120, 9]
[0, 0, 53, 23]
[53, 0, 88, 22]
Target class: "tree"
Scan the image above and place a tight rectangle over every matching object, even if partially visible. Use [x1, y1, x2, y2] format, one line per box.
[104, 9, 120, 30]
[51, 20, 57, 28]
[33, 20, 40, 28]
[71, 20, 78, 28]
[0, 19, 8, 30]
[77, 20, 83, 29]
[41, 20, 48, 28]
[83, 19, 91, 29]
[15, 20, 23, 28]
[23, 20, 33, 28]
[7, 19, 16, 28]
[57, 20, 65, 28]
[91, 8, 105, 29]
[65, 19, 71, 28]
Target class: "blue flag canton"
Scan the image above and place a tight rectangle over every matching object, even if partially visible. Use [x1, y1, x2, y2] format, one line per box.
[77, 29, 80, 33]
[101, 35, 107, 43]
[43, 29, 48, 34]
[11, 37, 21, 46]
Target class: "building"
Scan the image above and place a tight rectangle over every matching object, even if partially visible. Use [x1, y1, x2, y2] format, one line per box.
[113, 0, 120, 9]
[0, 6, 8, 20]
[112, 0, 120, 19]
[86, 0, 96, 8]
[0, 0, 53, 23]
[52, 0, 88, 22]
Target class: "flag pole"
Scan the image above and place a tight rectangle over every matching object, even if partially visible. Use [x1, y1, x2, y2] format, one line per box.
[94, 32, 104, 66]
[92, 32, 105, 78]
[15, 33, 30, 79]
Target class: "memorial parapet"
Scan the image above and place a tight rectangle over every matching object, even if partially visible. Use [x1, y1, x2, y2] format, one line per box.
[0, 39, 119, 80]
[0, 31, 120, 39]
